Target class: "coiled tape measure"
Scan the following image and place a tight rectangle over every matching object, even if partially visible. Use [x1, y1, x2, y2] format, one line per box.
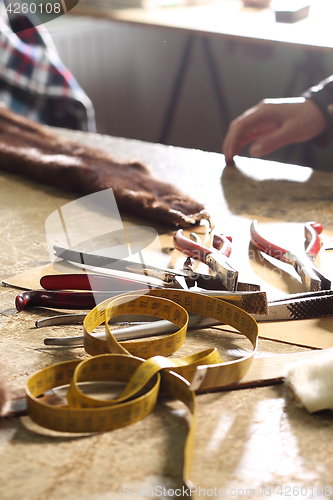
[25, 289, 259, 487]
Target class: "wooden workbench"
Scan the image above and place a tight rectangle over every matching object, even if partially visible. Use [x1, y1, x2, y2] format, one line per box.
[1, 129, 333, 499]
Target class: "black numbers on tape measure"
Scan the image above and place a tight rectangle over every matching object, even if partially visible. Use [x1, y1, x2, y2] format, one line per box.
[206, 300, 213, 312]
[216, 303, 223, 316]
[185, 296, 192, 307]
[173, 310, 181, 322]
[163, 305, 171, 315]
[196, 298, 203, 309]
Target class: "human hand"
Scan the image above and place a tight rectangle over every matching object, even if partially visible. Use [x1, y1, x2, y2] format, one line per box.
[222, 97, 327, 164]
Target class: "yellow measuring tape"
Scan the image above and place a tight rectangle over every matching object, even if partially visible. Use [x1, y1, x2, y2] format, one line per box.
[25, 289, 259, 487]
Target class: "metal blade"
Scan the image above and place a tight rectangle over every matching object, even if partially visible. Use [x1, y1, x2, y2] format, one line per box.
[205, 253, 238, 292]
[54, 245, 218, 285]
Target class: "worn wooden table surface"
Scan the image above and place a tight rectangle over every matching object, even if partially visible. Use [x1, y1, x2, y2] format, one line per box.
[1, 130, 333, 500]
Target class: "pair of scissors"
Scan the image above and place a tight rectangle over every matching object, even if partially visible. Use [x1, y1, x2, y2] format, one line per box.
[173, 229, 260, 292]
[250, 220, 331, 292]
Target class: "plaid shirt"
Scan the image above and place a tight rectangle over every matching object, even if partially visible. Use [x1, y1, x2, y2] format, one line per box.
[0, 2, 96, 131]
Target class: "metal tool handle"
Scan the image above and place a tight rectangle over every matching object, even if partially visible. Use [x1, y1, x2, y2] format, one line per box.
[173, 229, 212, 262]
[174, 230, 232, 261]
[212, 234, 232, 257]
[304, 221, 323, 259]
[250, 220, 288, 260]
[251, 220, 324, 261]
[15, 290, 127, 312]
[40, 274, 146, 292]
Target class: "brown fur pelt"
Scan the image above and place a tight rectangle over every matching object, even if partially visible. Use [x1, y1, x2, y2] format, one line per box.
[0, 105, 205, 227]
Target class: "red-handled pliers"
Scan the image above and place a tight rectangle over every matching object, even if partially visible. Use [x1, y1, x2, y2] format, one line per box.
[250, 220, 331, 291]
[173, 230, 240, 292]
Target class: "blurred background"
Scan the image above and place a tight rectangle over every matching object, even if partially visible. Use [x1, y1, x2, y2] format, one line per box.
[46, 0, 333, 170]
